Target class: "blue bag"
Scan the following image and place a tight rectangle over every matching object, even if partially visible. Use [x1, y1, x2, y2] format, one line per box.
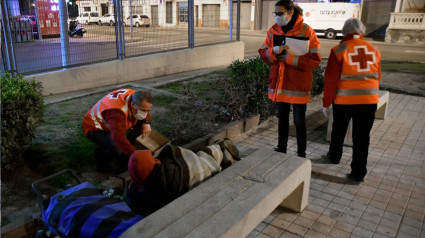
[33, 170, 143, 238]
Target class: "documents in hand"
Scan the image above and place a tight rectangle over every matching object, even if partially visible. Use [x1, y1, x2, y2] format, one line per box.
[273, 34, 310, 56]
[286, 36, 310, 56]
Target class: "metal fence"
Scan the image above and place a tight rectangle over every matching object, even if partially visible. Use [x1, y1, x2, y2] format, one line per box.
[1, 0, 240, 75]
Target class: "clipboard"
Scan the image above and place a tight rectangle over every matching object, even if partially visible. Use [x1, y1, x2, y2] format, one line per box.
[286, 36, 310, 56]
[273, 34, 310, 56]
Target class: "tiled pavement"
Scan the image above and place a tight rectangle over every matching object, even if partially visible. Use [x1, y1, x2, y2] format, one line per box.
[235, 93, 425, 238]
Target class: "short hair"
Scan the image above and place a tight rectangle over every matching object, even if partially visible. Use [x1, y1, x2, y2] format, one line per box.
[342, 18, 366, 36]
[132, 91, 153, 104]
[275, 0, 295, 10]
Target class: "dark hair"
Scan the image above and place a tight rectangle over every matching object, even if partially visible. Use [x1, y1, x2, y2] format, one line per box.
[275, 0, 295, 10]
[295, 5, 303, 16]
[132, 91, 153, 104]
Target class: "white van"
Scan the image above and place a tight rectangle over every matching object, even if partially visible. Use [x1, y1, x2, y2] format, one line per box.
[295, 3, 360, 39]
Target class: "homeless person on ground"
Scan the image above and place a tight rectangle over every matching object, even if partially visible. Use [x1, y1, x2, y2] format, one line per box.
[125, 139, 240, 216]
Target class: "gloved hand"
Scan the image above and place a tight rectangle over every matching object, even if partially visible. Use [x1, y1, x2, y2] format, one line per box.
[322, 107, 330, 117]
[273, 45, 289, 55]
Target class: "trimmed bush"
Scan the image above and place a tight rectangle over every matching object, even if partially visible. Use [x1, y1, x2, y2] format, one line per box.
[220, 57, 275, 121]
[311, 64, 325, 97]
[1, 73, 44, 171]
[220, 57, 325, 121]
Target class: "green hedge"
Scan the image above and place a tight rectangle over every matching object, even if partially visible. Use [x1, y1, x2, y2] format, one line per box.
[311, 64, 325, 97]
[1, 73, 44, 171]
[221, 57, 275, 121]
[221, 57, 325, 121]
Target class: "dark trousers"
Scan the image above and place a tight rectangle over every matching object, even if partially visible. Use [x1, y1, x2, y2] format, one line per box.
[277, 102, 307, 157]
[86, 121, 143, 173]
[329, 104, 377, 180]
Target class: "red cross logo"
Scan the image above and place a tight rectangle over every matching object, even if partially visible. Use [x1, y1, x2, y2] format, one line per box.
[107, 90, 128, 99]
[348, 46, 376, 72]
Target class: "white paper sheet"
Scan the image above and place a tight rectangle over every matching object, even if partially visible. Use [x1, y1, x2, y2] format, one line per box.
[286, 37, 310, 56]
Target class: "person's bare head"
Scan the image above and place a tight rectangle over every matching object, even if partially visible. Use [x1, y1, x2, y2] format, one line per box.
[131, 91, 153, 115]
[342, 18, 366, 37]
[274, 0, 296, 23]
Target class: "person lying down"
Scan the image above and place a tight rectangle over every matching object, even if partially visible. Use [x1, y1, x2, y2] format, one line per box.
[125, 138, 240, 216]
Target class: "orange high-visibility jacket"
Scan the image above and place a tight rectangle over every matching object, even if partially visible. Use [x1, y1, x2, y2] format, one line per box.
[82, 89, 137, 136]
[323, 34, 381, 108]
[258, 16, 321, 104]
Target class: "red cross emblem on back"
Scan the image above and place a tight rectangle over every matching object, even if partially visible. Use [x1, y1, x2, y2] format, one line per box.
[348, 46, 376, 72]
[107, 90, 128, 99]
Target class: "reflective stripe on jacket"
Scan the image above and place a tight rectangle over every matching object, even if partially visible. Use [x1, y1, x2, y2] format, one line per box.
[258, 16, 321, 104]
[324, 34, 381, 106]
[82, 89, 136, 135]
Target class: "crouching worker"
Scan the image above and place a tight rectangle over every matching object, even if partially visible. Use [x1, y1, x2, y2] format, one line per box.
[82, 89, 153, 173]
[125, 139, 240, 216]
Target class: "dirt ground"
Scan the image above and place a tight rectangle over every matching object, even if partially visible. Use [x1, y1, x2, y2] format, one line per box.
[1, 73, 229, 226]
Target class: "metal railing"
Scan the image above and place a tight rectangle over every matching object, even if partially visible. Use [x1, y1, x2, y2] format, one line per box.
[1, 0, 241, 75]
[388, 13, 425, 30]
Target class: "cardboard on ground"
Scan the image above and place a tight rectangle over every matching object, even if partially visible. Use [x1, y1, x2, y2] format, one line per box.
[134, 129, 170, 154]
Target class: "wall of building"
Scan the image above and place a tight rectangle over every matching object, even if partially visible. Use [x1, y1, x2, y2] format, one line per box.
[385, 28, 425, 44]
[385, 0, 425, 44]
[75, 0, 255, 28]
[361, 0, 397, 39]
[401, 0, 425, 13]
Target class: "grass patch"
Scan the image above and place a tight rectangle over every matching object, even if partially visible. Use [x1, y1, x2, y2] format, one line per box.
[381, 61, 425, 75]
[214, 70, 229, 75]
[52, 173, 73, 188]
[154, 95, 176, 107]
[43, 120, 54, 125]
[195, 82, 214, 92]
[59, 102, 70, 108]
[159, 82, 183, 92]
[121, 84, 134, 88]
[53, 132, 95, 175]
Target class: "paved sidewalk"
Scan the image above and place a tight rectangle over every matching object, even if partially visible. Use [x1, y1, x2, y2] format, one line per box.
[234, 93, 425, 238]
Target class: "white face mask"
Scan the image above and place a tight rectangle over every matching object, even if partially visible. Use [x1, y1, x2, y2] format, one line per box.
[134, 109, 147, 120]
[275, 16, 289, 26]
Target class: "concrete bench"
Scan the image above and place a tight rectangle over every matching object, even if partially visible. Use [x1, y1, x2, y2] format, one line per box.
[326, 90, 390, 146]
[121, 148, 311, 238]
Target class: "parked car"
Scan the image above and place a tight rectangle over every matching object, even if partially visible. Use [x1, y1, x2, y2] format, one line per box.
[99, 14, 115, 26]
[76, 12, 100, 25]
[124, 15, 150, 27]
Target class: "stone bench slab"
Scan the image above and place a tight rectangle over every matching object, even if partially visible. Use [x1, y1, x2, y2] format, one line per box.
[121, 149, 311, 238]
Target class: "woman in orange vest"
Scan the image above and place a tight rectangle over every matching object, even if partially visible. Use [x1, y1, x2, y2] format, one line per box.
[322, 18, 381, 183]
[258, 0, 321, 158]
[82, 89, 153, 173]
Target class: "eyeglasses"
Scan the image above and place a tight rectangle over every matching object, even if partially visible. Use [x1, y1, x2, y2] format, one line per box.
[272, 11, 290, 17]
[134, 102, 151, 112]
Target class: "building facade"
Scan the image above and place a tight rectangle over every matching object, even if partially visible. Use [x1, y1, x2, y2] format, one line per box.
[385, 0, 425, 44]
[74, 0, 256, 28]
